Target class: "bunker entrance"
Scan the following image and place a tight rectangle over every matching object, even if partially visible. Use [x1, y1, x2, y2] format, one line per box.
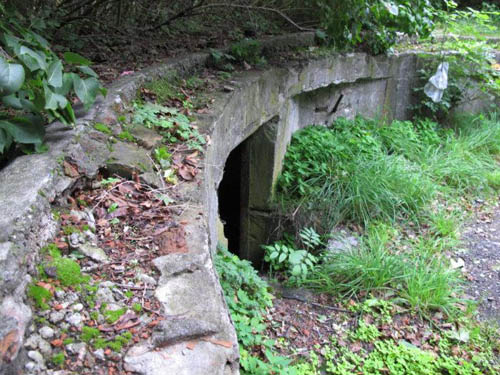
[217, 117, 280, 265]
[218, 141, 244, 254]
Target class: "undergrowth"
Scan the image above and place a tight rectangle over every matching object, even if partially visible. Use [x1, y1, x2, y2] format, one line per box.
[277, 114, 500, 231]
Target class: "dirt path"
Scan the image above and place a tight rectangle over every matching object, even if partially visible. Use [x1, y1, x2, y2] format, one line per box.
[462, 199, 500, 324]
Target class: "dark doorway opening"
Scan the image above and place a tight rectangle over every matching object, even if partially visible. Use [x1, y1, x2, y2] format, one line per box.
[218, 141, 245, 255]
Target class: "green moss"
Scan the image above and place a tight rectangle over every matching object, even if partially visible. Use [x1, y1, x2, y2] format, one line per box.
[107, 333, 132, 352]
[103, 307, 126, 324]
[41, 243, 61, 258]
[94, 338, 107, 349]
[27, 284, 52, 310]
[94, 122, 112, 135]
[85, 285, 98, 293]
[81, 326, 100, 343]
[62, 225, 80, 235]
[90, 311, 99, 321]
[106, 340, 122, 352]
[124, 291, 133, 298]
[118, 130, 135, 142]
[132, 303, 142, 313]
[63, 338, 74, 345]
[52, 257, 89, 287]
[51, 352, 65, 367]
[35, 316, 49, 325]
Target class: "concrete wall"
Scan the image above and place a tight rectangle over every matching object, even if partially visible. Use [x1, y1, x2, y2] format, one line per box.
[201, 52, 421, 264]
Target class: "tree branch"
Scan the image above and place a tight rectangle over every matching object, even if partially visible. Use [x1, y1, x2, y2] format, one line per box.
[148, 2, 314, 32]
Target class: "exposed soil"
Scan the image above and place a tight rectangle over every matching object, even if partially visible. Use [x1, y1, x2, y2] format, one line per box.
[462, 198, 500, 324]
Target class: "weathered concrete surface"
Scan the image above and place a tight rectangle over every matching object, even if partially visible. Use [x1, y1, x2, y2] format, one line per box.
[0, 32, 497, 374]
[202, 51, 422, 264]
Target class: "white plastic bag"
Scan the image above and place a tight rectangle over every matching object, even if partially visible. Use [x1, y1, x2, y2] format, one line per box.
[424, 62, 449, 103]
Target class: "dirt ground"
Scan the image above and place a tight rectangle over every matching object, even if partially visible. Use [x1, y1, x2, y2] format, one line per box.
[462, 199, 500, 324]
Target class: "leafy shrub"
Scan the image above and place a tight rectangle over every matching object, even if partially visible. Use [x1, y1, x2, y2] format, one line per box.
[0, 5, 105, 155]
[315, 0, 435, 54]
[230, 39, 265, 65]
[413, 43, 500, 122]
[214, 245, 272, 347]
[215, 245, 309, 374]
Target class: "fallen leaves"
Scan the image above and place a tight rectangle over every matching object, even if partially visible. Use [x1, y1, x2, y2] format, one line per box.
[63, 161, 80, 178]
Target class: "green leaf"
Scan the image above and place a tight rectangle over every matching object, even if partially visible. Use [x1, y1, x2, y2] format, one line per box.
[291, 265, 301, 276]
[0, 128, 13, 154]
[73, 75, 100, 110]
[30, 32, 50, 49]
[77, 65, 98, 78]
[0, 57, 25, 95]
[64, 52, 92, 66]
[2, 34, 22, 57]
[2, 94, 22, 109]
[63, 102, 76, 124]
[46, 60, 63, 88]
[382, 1, 399, 16]
[278, 253, 287, 263]
[288, 251, 304, 264]
[19, 46, 47, 71]
[0, 118, 44, 146]
[44, 85, 68, 110]
[54, 73, 75, 96]
[269, 252, 279, 260]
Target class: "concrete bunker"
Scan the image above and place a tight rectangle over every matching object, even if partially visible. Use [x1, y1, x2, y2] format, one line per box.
[218, 116, 280, 265]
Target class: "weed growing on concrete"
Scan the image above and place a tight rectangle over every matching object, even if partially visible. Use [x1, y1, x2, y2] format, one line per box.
[94, 122, 112, 135]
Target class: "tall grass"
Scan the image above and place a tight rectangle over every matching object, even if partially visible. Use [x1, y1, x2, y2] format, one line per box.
[277, 114, 500, 230]
[303, 225, 463, 315]
[276, 113, 500, 315]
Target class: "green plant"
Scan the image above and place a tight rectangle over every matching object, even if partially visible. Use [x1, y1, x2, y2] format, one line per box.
[124, 290, 133, 298]
[153, 146, 171, 169]
[315, 0, 435, 55]
[215, 245, 307, 374]
[51, 352, 65, 367]
[263, 242, 318, 283]
[0, 6, 105, 155]
[103, 307, 126, 324]
[209, 49, 236, 71]
[81, 326, 100, 343]
[107, 202, 118, 213]
[397, 255, 462, 316]
[99, 177, 120, 187]
[132, 303, 142, 313]
[118, 130, 135, 142]
[27, 284, 52, 310]
[230, 38, 265, 65]
[145, 73, 181, 103]
[94, 122, 112, 135]
[429, 210, 459, 238]
[349, 320, 381, 342]
[132, 102, 205, 151]
[62, 225, 80, 235]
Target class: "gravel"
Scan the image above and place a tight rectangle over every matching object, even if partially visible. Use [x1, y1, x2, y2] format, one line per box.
[461, 202, 500, 324]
